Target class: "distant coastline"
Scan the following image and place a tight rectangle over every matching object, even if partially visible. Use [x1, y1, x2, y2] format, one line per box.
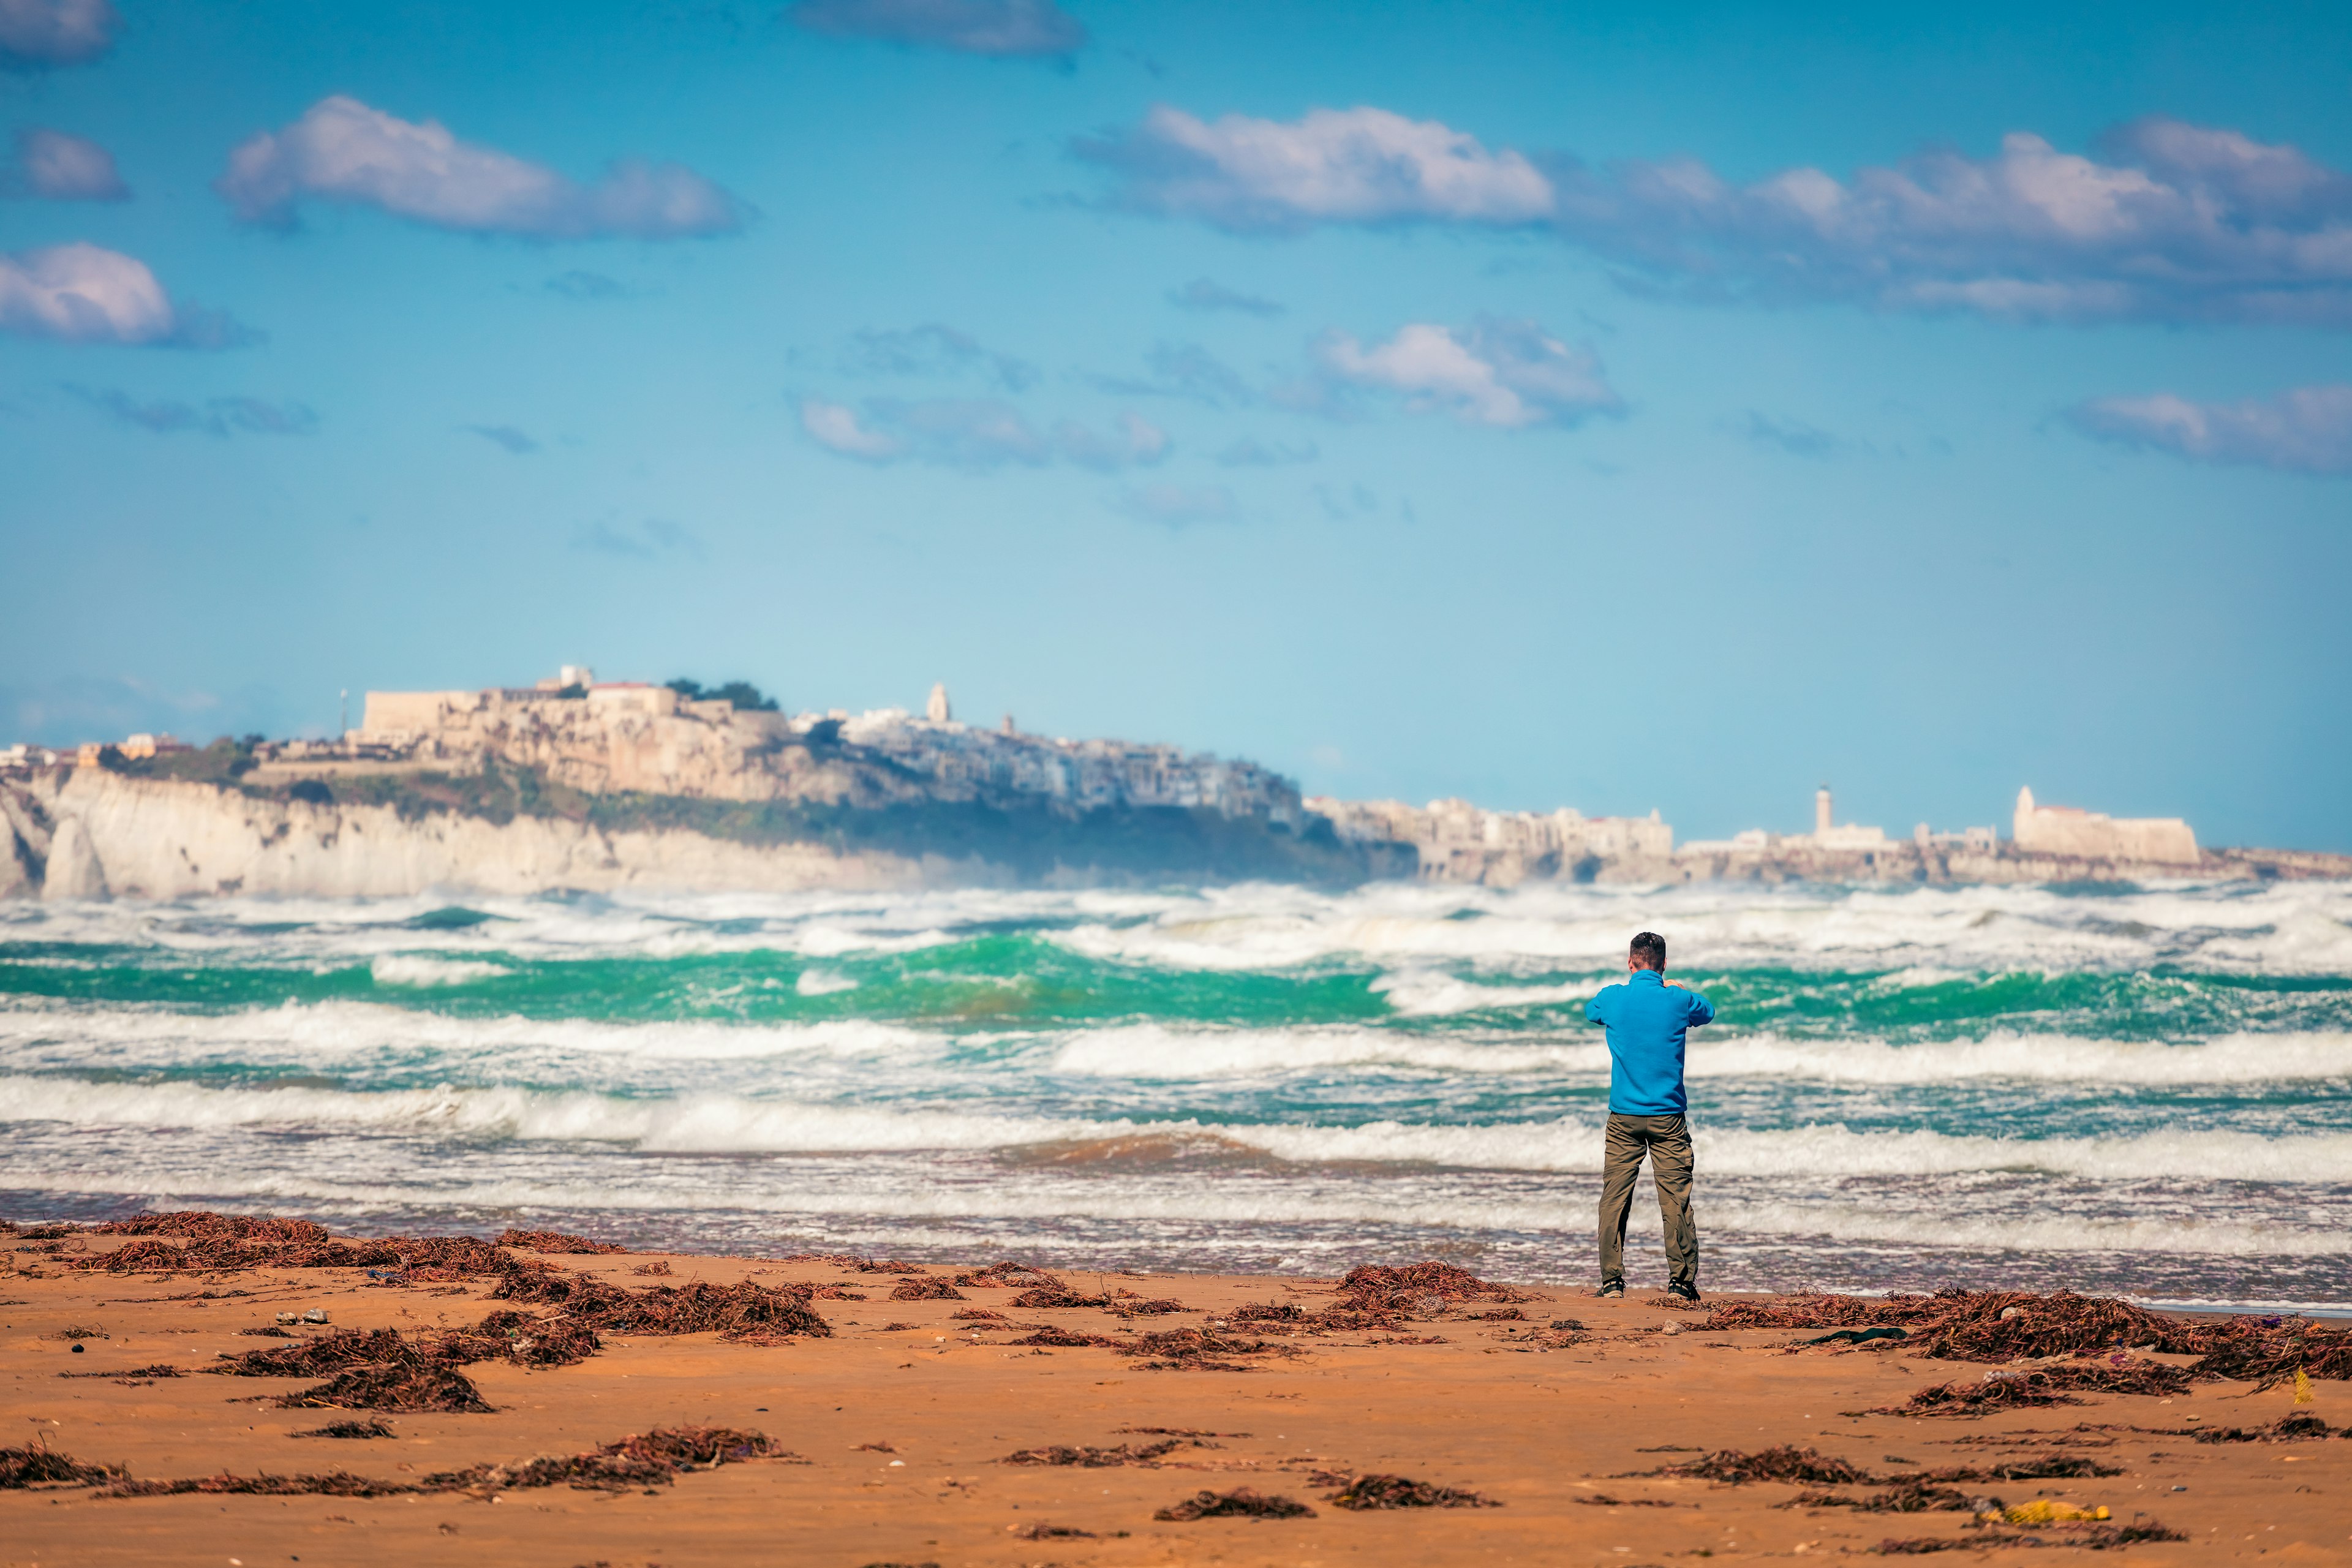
[3, 670, 2345, 899]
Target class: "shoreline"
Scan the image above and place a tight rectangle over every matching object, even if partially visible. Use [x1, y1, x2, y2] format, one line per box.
[5, 1216, 2349, 1566]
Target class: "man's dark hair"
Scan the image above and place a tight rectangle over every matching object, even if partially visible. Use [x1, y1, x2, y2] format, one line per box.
[1630, 931, 1667, 971]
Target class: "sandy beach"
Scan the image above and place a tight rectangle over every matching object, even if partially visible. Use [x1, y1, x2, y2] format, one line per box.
[3, 1218, 2346, 1567]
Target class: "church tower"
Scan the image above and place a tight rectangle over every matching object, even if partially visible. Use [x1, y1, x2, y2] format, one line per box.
[926, 682, 952, 723]
[1815, 785, 1833, 835]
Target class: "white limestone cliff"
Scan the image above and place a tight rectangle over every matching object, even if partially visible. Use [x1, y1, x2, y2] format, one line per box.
[2, 770, 946, 900]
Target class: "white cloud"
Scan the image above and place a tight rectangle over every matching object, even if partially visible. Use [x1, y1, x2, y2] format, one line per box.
[1077, 105, 1555, 233]
[0, 242, 231, 346]
[788, 0, 1085, 59]
[802, 396, 1167, 471]
[1316, 318, 1620, 428]
[801, 398, 906, 460]
[1116, 483, 1236, 526]
[4, 128, 127, 200]
[2069, 384, 2352, 475]
[0, 0, 116, 66]
[215, 96, 747, 239]
[1083, 108, 2352, 325]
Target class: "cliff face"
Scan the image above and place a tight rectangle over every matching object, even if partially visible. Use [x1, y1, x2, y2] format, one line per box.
[1, 770, 938, 900]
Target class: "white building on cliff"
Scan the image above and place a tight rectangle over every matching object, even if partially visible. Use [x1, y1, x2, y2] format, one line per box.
[2013, 787, 2198, 864]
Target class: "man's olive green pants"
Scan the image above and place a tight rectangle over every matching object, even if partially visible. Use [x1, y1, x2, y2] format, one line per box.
[1597, 1112, 1697, 1291]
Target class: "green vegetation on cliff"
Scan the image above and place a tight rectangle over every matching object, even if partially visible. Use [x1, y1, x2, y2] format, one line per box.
[195, 760, 1390, 887]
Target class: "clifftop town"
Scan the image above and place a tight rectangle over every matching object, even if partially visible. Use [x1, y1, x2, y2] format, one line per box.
[2, 668, 2345, 898]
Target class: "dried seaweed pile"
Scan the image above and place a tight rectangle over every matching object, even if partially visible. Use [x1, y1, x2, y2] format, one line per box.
[1118, 1326, 1297, 1371]
[86, 1427, 785, 1500]
[2192, 1413, 2343, 1444]
[1789, 1482, 1977, 1514]
[1907, 1294, 2205, 1363]
[951, 1259, 1059, 1289]
[277, 1362, 494, 1414]
[1904, 1456, 2123, 1482]
[294, 1419, 396, 1440]
[778, 1252, 922, 1273]
[1006, 1326, 1119, 1348]
[495, 1229, 627, 1254]
[489, 1268, 831, 1341]
[1324, 1473, 1501, 1509]
[1705, 1292, 1948, 1332]
[1705, 1287, 2352, 1393]
[889, 1276, 965, 1301]
[1871, 1361, 2190, 1418]
[1871, 1521, 2187, 1555]
[1327, 1263, 1532, 1324]
[104, 1468, 417, 1498]
[1, 1441, 125, 1489]
[1659, 1446, 1872, 1486]
[2191, 1316, 2352, 1388]
[1706, 1289, 2202, 1362]
[423, 1425, 785, 1493]
[72, 1224, 514, 1280]
[1000, 1440, 1188, 1466]
[59, 1362, 184, 1380]
[1155, 1487, 1314, 1520]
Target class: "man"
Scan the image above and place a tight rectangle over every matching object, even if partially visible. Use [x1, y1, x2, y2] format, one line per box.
[1584, 930, 1714, 1302]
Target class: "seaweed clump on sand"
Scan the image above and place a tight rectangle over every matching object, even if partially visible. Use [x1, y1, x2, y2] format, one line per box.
[779, 1253, 923, 1274]
[1870, 1521, 2187, 1555]
[89, 1427, 790, 1500]
[1705, 1289, 2204, 1362]
[1, 1440, 125, 1489]
[422, 1426, 786, 1493]
[1659, 1446, 1874, 1486]
[277, 1362, 494, 1414]
[2192, 1413, 2343, 1444]
[488, 1267, 831, 1342]
[1319, 1263, 1534, 1328]
[952, 1259, 1060, 1289]
[1871, 1362, 2191, 1417]
[1006, 1326, 1120, 1348]
[70, 1213, 516, 1280]
[2190, 1317, 2352, 1389]
[495, 1229, 627, 1254]
[1787, 1482, 1978, 1513]
[1000, 1440, 1186, 1466]
[1118, 1326, 1297, 1371]
[294, 1419, 396, 1439]
[1324, 1473, 1501, 1509]
[1154, 1487, 1315, 1520]
[1901, 1455, 2123, 1481]
[1704, 1287, 2352, 1393]
[889, 1276, 966, 1302]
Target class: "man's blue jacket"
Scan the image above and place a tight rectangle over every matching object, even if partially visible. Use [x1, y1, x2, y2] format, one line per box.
[1584, 968, 1715, 1115]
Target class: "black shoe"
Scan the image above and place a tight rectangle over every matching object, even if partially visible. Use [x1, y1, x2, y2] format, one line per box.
[1594, 1280, 1624, 1298]
[1665, 1281, 1700, 1305]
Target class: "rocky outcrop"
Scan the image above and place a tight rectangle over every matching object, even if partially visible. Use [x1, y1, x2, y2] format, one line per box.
[40, 813, 108, 900]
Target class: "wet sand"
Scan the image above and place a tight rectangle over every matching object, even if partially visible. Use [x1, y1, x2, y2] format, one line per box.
[4, 1235, 2346, 1567]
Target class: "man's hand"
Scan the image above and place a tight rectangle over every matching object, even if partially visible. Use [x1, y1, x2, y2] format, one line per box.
[1663, 979, 1686, 990]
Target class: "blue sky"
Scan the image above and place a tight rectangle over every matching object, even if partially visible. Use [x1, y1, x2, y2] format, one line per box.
[2, 0, 2348, 849]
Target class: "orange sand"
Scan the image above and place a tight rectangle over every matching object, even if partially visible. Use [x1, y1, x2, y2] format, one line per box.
[4, 1237, 2346, 1567]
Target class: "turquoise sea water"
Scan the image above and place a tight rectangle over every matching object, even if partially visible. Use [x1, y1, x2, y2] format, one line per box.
[4, 879, 2348, 1306]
